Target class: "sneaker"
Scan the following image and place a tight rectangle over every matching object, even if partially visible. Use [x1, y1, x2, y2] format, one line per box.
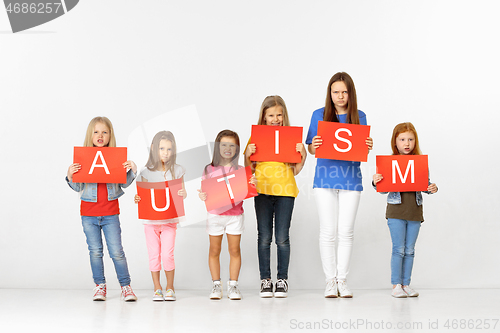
[152, 289, 164, 301]
[403, 285, 419, 297]
[121, 285, 138, 302]
[337, 280, 353, 298]
[274, 279, 288, 298]
[164, 289, 176, 301]
[209, 281, 222, 300]
[260, 279, 273, 298]
[392, 284, 407, 298]
[93, 283, 106, 301]
[324, 279, 338, 298]
[227, 281, 242, 300]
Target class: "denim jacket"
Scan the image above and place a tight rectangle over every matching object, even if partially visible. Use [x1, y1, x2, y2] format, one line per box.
[372, 179, 432, 206]
[66, 170, 136, 202]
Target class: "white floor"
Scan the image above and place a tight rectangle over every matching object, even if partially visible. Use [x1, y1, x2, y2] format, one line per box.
[1, 289, 499, 333]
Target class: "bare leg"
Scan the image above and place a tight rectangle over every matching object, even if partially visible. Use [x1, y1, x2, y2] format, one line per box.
[227, 234, 241, 281]
[165, 269, 175, 291]
[151, 271, 162, 291]
[209, 235, 223, 281]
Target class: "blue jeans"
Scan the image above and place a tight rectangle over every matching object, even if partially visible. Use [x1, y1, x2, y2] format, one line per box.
[81, 215, 131, 286]
[254, 194, 295, 280]
[387, 218, 421, 286]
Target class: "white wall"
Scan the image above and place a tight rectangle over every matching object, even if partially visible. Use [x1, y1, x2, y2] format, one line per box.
[1, 0, 499, 291]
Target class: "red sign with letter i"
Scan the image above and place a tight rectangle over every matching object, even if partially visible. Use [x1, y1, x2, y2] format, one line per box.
[249, 125, 303, 163]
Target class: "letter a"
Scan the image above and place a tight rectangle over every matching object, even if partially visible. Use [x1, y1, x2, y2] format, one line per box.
[392, 160, 415, 184]
[151, 188, 170, 212]
[89, 151, 110, 174]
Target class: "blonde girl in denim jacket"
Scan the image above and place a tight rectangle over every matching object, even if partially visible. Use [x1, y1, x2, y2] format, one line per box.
[66, 116, 138, 302]
[372, 122, 438, 298]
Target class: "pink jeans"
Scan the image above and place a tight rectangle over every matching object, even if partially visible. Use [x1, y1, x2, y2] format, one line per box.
[144, 223, 177, 272]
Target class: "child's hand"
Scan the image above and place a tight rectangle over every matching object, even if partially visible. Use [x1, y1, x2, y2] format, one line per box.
[197, 189, 207, 201]
[366, 137, 373, 151]
[245, 143, 256, 158]
[249, 175, 257, 186]
[67, 163, 81, 182]
[373, 174, 383, 185]
[123, 160, 137, 174]
[178, 189, 187, 199]
[296, 143, 306, 157]
[134, 194, 141, 204]
[311, 136, 323, 149]
[427, 183, 438, 193]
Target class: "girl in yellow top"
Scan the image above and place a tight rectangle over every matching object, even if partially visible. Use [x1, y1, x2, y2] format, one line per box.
[244, 95, 306, 298]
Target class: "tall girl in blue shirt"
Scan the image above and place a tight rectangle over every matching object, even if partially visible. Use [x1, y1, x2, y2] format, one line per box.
[306, 72, 373, 298]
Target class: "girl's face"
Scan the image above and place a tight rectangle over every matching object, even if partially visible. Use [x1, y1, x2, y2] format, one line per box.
[219, 136, 237, 162]
[264, 106, 283, 126]
[395, 131, 416, 155]
[330, 81, 349, 112]
[92, 122, 111, 147]
[158, 139, 173, 163]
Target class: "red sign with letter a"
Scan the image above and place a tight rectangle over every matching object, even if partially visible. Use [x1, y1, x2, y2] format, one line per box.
[376, 155, 429, 192]
[250, 125, 303, 163]
[136, 179, 185, 220]
[315, 121, 370, 162]
[201, 166, 258, 212]
[73, 147, 127, 183]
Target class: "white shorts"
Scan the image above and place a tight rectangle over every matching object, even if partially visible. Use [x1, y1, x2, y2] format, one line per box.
[206, 213, 244, 236]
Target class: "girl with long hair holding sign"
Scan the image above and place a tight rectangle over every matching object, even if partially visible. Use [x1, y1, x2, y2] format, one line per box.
[198, 130, 255, 300]
[135, 131, 187, 301]
[66, 116, 138, 301]
[245, 96, 307, 298]
[372, 122, 438, 298]
[306, 73, 373, 298]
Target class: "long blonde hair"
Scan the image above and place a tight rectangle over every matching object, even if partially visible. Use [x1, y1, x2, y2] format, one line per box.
[145, 131, 179, 179]
[83, 117, 116, 147]
[257, 95, 291, 126]
[391, 122, 422, 155]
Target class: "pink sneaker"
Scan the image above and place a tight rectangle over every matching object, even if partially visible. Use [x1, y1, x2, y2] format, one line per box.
[121, 285, 137, 302]
[93, 283, 106, 301]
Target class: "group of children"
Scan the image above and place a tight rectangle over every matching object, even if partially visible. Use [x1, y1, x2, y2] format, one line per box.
[66, 72, 438, 302]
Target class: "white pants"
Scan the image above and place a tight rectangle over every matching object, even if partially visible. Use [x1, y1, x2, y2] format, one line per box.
[315, 188, 361, 282]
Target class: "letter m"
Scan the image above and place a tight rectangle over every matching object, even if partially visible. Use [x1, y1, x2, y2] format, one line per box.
[392, 160, 414, 184]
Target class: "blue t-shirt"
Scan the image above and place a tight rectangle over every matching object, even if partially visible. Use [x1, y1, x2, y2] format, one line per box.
[305, 107, 367, 191]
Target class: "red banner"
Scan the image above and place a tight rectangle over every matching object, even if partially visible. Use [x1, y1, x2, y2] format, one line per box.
[249, 125, 303, 163]
[73, 147, 127, 183]
[315, 121, 370, 162]
[376, 155, 429, 192]
[136, 179, 185, 220]
[201, 166, 258, 212]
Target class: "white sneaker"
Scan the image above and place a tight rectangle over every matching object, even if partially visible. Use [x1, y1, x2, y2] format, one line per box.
[164, 289, 176, 301]
[324, 279, 338, 298]
[152, 289, 164, 301]
[337, 280, 353, 298]
[227, 281, 242, 300]
[209, 281, 222, 300]
[403, 285, 419, 297]
[392, 284, 407, 298]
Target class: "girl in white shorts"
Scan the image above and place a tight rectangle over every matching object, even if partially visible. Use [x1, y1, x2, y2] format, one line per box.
[198, 130, 255, 300]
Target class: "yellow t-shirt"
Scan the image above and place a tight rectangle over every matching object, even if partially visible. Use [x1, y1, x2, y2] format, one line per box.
[244, 139, 299, 197]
